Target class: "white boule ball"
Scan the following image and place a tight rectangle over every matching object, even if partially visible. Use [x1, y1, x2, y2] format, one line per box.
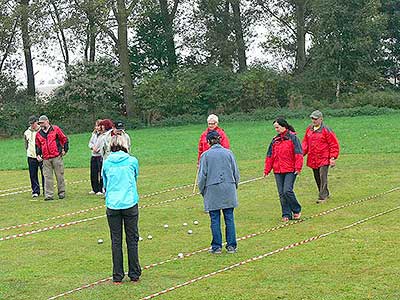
[164, 224, 169, 229]
[97, 238, 104, 244]
[147, 235, 153, 240]
[183, 222, 188, 226]
[187, 229, 193, 234]
[193, 220, 199, 225]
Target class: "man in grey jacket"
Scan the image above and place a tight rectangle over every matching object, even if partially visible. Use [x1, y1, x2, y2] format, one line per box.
[198, 130, 240, 254]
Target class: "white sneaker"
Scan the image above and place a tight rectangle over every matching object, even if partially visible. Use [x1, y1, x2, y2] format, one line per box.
[32, 193, 39, 198]
[88, 191, 95, 195]
[96, 192, 103, 196]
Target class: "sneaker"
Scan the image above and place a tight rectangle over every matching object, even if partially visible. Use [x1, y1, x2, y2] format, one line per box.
[316, 198, 327, 204]
[226, 246, 237, 254]
[96, 192, 103, 196]
[88, 191, 95, 195]
[32, 193, 39, 198]
[293, 212, 301, 220]
[113, 281, 122, 285]
[44, 197, 54, 201]
[208, 248, 222, 254]
[282, 217, 289, 222]
[58, 193, 65, 199]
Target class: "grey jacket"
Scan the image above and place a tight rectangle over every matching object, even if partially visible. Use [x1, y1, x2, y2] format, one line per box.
[198, 144, 240, 211]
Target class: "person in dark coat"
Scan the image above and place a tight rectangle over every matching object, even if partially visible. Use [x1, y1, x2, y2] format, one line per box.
[198, 130, 240, 254]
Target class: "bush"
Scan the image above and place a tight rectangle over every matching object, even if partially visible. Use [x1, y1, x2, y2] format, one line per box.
[44, 59, 126, 133]
[345, 90, 400, 109]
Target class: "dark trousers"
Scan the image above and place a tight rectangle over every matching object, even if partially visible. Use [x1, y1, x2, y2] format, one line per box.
[274, 172, 302, 218]
[312, 165, 330, 200]
[28, 157, 44, 195]
[106, 205, 141, 282]
[90, 156, 103, 193]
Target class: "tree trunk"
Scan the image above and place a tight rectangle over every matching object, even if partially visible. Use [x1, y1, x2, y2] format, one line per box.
[20, 0, 35, 96]
[230, 0, 247, 72]
[295, 0, 306, 73]
[116, 0, 136, 116]
[87, 0, 96, 62]
[159, 0, 177, 71]
[219, 0, 233, 69]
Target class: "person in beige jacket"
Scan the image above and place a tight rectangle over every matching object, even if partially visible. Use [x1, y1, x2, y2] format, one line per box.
[24, 116, 44, 198]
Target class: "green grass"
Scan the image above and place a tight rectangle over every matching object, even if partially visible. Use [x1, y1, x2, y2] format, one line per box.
[0, 115, 399, 300]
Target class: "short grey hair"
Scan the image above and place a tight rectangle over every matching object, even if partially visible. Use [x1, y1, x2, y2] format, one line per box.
[207, 114, 219, 124]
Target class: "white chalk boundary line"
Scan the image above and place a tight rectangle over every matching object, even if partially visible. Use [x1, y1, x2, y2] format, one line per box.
[138, 205, 400, 300]
[46, 187, 399, 299]
[0, 177, 263, 241]
[0, 182, 194, 232]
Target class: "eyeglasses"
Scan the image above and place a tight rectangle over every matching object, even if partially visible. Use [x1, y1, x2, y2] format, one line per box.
[208, 122, 216, 125]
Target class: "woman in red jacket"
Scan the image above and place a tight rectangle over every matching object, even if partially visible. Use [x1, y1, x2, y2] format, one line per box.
[197, 114, 230, 161]
[264, 118, 303, 222]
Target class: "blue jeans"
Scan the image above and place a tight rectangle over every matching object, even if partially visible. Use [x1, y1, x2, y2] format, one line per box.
[274, 173, 301, 218]
[209, 208, 237, 250]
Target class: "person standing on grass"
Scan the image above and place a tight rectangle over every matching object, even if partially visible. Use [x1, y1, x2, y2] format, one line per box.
[102, 135, 141, 284]
[35, 115, 68, 201]
[88, 119, 103, 196]
[264, 117, 303, 222]
[197, 114, 230, 162]
[198, 130, 240, 254]
[302, 110, 340, 203]
[100, 120, 131, 160]
[24, 115, 44, 198]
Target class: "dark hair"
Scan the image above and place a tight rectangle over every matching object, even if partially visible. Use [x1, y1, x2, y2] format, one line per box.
[206, 130, 221, 146]
[273, 117, 295, 132]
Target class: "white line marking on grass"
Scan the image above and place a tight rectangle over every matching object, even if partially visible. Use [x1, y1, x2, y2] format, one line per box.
[138, 205, 400, 300]
[46, 187, 399, 299]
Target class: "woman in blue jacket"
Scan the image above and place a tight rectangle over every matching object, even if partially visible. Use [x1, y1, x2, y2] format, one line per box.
[102, 135, 141, 284]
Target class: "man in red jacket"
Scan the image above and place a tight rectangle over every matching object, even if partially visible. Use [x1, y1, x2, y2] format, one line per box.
[302, 110, 340, 203]
[198, 114, 230, 162]
[35, 115, 69, 201]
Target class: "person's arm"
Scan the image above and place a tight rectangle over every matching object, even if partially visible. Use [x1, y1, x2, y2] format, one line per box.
[264, 142, 274, 176]
[326, 128, 340, 166]
[293, 136, 304, 174]
[56, 127, 69, 154]
[197, 154, 207, 194]
[35, 134, 43, 161]
[301, 128, 309, 156]
[220, 129, 230, 149]
[231, 152, 240, 188]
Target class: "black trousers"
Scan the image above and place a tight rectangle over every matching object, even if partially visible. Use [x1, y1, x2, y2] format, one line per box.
[106, 205, 141, 282]
[90, 156, 103, 193]
[28, 157, 44, 195]
[312, 165, 330, 200]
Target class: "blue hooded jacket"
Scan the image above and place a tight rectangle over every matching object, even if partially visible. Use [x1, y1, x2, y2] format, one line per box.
[102, 151, 139, 210]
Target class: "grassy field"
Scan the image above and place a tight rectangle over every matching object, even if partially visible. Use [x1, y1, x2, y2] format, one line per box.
[0, 114, 399, 300]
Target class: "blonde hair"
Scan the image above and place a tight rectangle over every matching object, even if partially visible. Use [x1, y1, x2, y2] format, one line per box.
[110, 135, 129, 153]
[207, 114, 219, 124]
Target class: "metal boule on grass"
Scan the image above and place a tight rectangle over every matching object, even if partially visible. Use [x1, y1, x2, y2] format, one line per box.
[183, 222, 188, 226]
[147, 235, 153, 240]
[193, 220, 199, 225]
[97, 238, 104, 244]
[164, 224, 169, 229]
[187, 229, 193, 234]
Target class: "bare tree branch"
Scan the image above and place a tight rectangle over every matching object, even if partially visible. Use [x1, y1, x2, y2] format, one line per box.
[170, 0, 180, 19]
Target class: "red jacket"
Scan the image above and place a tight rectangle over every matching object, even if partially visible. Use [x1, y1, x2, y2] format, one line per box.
[302, 124, 340, 169]
[264, 130, 303, 175]
[198, 127, 230, 161]
[35, 125, 69, 159]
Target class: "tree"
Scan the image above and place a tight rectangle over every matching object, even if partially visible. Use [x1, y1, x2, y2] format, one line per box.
[380, 0, 400, 86]
[305, 0, 386, 99]
[19, 0, 35, 96]
[0, 3, 19, 73]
